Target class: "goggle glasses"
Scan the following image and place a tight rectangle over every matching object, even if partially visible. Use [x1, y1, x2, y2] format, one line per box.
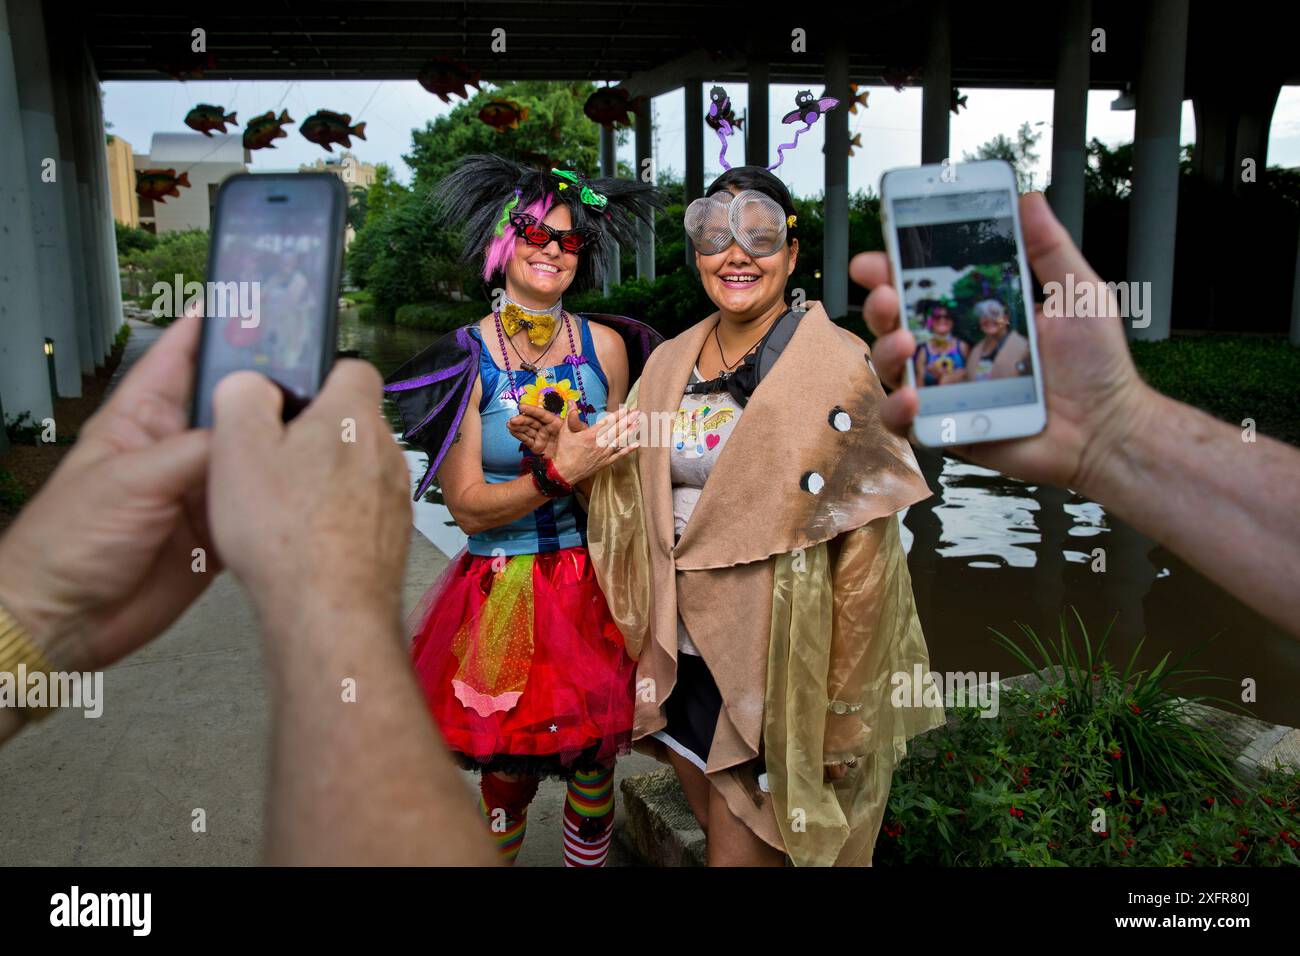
[684, 189, 790, 259]
[509, 212, 597, 254]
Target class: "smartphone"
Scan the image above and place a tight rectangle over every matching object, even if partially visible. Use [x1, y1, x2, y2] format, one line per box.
[879, 160, 1046, 447]
[191, 173, 347, 428]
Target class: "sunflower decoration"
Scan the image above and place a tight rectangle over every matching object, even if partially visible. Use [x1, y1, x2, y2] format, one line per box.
[519, 372, 582, 420]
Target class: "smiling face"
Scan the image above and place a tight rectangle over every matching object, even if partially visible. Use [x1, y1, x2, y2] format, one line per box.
[978, 306, 1009, 337]
[929, 307, 953, 335]
[504, 203, 580, 307]
[695, 188, 797, 320]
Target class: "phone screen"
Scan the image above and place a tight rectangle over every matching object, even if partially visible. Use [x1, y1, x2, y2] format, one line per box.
[192, 175, 343, 427]
[891, 188, 1037, 415]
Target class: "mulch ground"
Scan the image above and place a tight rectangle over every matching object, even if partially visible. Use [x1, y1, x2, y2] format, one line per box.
[0, 342, 126, 534]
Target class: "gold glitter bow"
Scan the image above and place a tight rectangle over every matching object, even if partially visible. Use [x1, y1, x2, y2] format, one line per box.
[500, 304, 558, 346]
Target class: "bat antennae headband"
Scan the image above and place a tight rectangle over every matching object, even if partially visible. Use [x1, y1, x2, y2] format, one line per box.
[684, 189, 791, 258]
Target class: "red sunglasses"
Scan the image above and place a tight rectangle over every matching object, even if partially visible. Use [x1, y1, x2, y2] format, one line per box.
[509, 212, 596, 254]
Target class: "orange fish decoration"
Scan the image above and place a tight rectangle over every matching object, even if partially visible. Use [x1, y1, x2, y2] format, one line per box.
[136, 168, 191, 203]
[478, 98, 529, 133]
[300, 110, 366, 152]
[583, 86, 640, 130]
[847, 132, 863, 157]
[184, 103, 238, 137]
[418, 56, 481, 104]
[848, 84, 870, 114]
[243, 110, 294, 151]
[152, 40, 217, 81]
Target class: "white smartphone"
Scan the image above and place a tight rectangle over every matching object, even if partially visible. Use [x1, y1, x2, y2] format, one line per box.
[879, 159, 1046, 447]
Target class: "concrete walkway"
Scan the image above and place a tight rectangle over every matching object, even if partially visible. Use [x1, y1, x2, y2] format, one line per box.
[0, 319, 659, 865]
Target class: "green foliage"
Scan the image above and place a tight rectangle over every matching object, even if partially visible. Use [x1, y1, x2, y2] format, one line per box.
[394, 301, 485, 334]
[963, 122, 1044, 191]
[113, 323, 132, 350]
[877, 610, 1300, 866]
[358, 302, 394, 324]
[1130, 335, 1300, 446]
[115, 221, 158, 258]
[405, 80, 602, 189]
[122, 230, 209, 324]
[568, 272, 714, 341]
[0, 468, 26, 511]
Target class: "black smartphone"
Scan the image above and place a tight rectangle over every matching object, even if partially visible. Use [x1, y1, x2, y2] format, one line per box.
[191, 173, 347, 428]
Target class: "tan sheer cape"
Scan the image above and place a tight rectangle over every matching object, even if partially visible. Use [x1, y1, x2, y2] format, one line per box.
[588, 303, 945, 865]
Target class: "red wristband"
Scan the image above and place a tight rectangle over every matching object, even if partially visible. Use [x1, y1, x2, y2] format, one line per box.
[544, 457, 574, 494]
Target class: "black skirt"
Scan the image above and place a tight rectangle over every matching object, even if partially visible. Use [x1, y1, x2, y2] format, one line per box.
[655, 653, 767, 787]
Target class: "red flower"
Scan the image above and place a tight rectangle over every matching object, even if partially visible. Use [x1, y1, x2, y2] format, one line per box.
[1128, 703, 1141, 715]
[1204, 796, 1215, 807]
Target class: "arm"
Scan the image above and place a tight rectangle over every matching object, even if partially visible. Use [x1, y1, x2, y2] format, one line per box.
[852, 191, 1300, 637]
[207, 364, 498, 865]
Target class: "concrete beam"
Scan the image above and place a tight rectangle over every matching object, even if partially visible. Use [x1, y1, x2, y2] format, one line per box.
[0, 0, 54, 424]
[684, 79, 703, 270]
[1126, 0, 1189, 342]
[1050, 0, 1091, 248]
[621, 49, 744, 101]
[600, 123, 620, 292]
[746, 60, 769, 169]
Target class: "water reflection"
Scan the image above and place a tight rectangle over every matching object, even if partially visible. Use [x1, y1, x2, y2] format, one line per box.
[343, 307, 1300, 729]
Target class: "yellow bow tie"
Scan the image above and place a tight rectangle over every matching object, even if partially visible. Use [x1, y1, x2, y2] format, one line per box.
[501, 304, 558, 346]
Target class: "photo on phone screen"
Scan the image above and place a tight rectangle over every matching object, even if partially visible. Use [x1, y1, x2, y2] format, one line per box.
[191, 174, 345, 428]
[891, 188, 1037, 415]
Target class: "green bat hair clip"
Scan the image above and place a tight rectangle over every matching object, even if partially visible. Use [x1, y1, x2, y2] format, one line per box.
[551, 169, 608, 210]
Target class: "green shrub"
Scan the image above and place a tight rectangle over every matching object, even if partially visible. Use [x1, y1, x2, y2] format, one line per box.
[1130, 335, 1300, 445]
[358, 302, 394, 325]
[876, 610, 1300, 866]
[0, 468, 26, 511]
[395, 300, 484, 334]
[122, 230, 210, 325]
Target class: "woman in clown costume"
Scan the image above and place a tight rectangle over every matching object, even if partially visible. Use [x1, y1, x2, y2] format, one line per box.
[384, 155, 660, 866]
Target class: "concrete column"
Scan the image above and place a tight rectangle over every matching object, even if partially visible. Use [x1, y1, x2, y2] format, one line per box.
[81, 42, 123, 353]
[1291, 217, 1300, 347]
[0, 0, 54, 423]
[823, 36, 850, 320]
[684, 79, 704, 270]
[921, 0, 951, 165]
[746, 60, 769, 168]
[600, 123, 620, 293]
[1126, 0, 1189, 342]
[1050, 0, 1091, 248]
[634, 97, 655, 282]
[60, 36, 106, 364]
[10, 0, 80, 395]
[46, 28, 92, 375]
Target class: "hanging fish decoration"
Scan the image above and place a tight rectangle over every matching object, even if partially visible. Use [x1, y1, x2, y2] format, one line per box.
[583, 86, 639, 130]
[478, 98, 529, 133]
[184, 103, 238, 137]
[417, 56, 481, 104]
[847, 132, 863, 157]
[300, 110, 367, 152]
[243, 110, 294, 150]
[136, 168, 191, 203]
[950, 88, 969, 115]
[848, 83, 870, 114]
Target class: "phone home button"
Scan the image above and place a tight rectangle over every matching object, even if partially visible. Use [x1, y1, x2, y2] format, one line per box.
[970, 414, 991, 437]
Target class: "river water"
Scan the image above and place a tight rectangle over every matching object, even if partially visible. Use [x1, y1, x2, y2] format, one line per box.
[341, 307, 1300, 729]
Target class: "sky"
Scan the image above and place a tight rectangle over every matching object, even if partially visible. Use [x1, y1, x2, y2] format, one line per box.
[103, 78, 1300, 198]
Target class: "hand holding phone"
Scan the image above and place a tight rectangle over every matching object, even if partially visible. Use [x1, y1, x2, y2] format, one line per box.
[879, 160, 1045, 447]
[853, 188, 1149, 494]
[191, 173, 347, 428]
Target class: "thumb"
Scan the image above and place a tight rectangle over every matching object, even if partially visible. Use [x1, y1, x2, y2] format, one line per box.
[566, 408, 584, 432]
[1019, 192, 1100, 290]
[210, 371, 285, 480]
[108, 428, 211, 503]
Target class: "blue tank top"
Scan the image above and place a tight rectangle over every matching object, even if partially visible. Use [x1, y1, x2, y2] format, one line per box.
[466, 315, 610, 557]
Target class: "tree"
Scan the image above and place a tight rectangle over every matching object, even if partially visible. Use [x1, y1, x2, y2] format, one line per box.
[405, 80, 603, 189]
[963, 122, 1043, 191]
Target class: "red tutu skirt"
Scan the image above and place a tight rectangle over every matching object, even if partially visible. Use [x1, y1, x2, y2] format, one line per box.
[408, 545, 634, 778]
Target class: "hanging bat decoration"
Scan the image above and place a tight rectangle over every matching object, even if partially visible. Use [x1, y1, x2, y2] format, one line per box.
[300, 110, 367, 152]
[706, 85, 743, 170]
[951, 88, 968, 115]
[184, 103, 238, 137]
[583, 86, 640, 130]
[769, 89, 840, 171]
[136, 168, 191, 203]
[417, 56, 481, 103]
[243, 110, 294, 150]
